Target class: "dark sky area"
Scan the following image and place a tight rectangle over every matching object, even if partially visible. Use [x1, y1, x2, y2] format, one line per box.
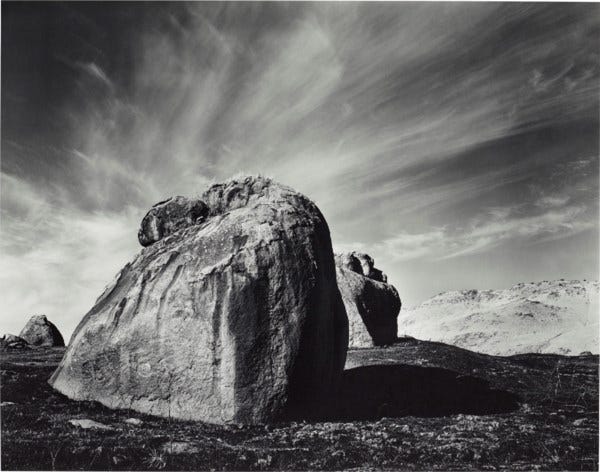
[1, 2, 599, 338]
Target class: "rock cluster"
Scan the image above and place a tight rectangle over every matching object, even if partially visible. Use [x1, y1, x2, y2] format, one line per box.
[19, 315, 65, 347]
[50, 176, 348, 424]
[335, 252, 401, 348]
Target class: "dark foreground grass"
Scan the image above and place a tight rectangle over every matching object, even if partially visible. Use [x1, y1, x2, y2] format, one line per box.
[1, 340, 597, 470]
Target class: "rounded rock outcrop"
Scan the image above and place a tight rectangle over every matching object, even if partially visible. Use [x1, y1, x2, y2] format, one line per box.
[138, 196, 209, 247]
[335, 252, 401, 348]
[50, 176, 348, 424]
[19, 315, 65, 347]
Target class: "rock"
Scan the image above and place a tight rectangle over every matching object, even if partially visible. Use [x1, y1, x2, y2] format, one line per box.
[124, 418, 143, 426]
[1, 401, 16, 406]
[69, 419, 115, 430]
[579, 351, 593, 356]
[138, 196, 209, 247]
[19, 315, 65, 347]
[335, 252, 401, 348]
[50, 176, 348, 424]
[0, 334, 30, 350]
[336, 252, 387, 283]
[572, 418, 586, 426]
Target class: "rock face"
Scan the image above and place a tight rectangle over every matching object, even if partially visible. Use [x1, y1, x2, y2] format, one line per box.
[50, 176, 348, 424]
[19, 315, 64, 347]
[0, 334, 30, 350]
[335, 252, 401, 348]
[138, 196, 209, 247]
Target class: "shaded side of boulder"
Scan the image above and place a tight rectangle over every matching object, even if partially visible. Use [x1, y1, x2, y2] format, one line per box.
[19, 315, 64, 347]
[138, 196, 208, 247]
[50, 176, 348, 425]
[335, 253, 400, 348]
[1, 334, 30, 350]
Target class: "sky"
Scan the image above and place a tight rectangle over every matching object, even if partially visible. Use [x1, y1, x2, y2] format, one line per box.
[1, 2, 599, 340]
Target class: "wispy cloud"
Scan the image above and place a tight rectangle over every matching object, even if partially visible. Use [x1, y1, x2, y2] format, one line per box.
[53, 3, 600, 218]
[1, 3, 598, 334]
[81, 62, 112, 88]
[0, 172, 140, 339]
[535, 195, 571, 208]
[54, 55, 113, 88]
[337, 204, 595, 263]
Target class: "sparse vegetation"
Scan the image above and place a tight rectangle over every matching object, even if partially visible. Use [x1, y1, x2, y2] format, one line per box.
[2, 342, 598, 470]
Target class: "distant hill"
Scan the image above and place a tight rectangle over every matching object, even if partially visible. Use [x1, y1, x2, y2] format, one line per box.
[398, 280, 599, 356]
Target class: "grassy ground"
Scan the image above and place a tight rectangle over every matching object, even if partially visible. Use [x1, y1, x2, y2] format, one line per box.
[1, 340, 597, 470]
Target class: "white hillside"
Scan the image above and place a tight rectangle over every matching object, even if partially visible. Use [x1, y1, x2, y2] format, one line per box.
[398, 280, 599, 356]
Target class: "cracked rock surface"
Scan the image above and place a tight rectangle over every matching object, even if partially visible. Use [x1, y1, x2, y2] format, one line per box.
[49, 176, 348, 424]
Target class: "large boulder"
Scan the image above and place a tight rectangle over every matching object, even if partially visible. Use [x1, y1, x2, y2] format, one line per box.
[19, 315, 64, 347]
[335, 252, 401, 348]
[50, 176, 348, 424]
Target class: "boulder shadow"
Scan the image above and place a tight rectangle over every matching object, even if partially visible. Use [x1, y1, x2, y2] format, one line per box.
[329, 364, 520, 421]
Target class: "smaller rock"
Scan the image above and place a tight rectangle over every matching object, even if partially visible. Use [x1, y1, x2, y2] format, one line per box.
[1, 401, 16, 407]
[161, 441, 199, 454]
[336, 252, 388, 283]
[572, 418, 586, 426]
[579, 351, 593, 356]
[124, 418, 143, 426]
[0, 334, 30, 350]
[138, 196, 208, 246]
[19, 315, 65, 347]
[335, 252, 364, 274]
[69, 419, 115, 430]
[335, 252, 400, 347]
